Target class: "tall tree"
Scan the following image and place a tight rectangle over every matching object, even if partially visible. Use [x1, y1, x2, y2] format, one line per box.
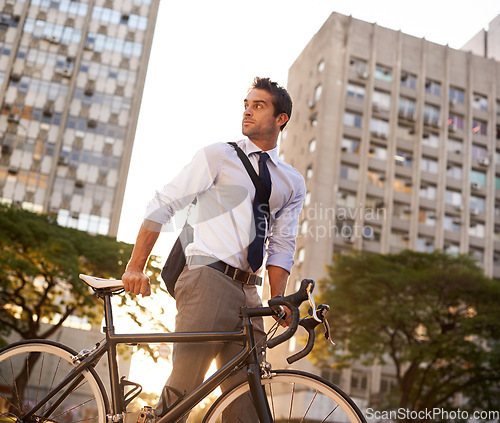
[0, 204, 168, 410]
[312, 250, 500, 419]
[0, 204, 165, 344]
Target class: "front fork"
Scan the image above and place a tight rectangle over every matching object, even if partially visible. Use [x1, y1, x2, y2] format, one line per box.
[247, 362, 273, 423]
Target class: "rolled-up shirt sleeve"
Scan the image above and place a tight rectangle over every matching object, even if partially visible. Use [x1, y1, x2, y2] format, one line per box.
[144, 144, 222, 224]
[266, 175, 305, 274]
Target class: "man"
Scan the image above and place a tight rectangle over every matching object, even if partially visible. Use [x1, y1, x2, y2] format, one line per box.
[122, 77, 305, 421]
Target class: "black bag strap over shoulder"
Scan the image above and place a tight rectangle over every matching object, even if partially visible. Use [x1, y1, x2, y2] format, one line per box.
[228, 142, 270, 223]
[162, 143, 272, 299]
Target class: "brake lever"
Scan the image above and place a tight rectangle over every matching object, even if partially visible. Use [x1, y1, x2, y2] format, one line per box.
[323, 318, 336, 346]
[316, 304, 335, 346]
[307, 289, 322, 322]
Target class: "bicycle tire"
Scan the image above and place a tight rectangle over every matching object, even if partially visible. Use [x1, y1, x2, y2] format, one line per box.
[203, 369, 366, 423]
[0, 340, 108, 423]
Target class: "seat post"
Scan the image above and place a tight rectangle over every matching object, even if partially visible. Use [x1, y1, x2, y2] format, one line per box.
[101, 291, 116, 336]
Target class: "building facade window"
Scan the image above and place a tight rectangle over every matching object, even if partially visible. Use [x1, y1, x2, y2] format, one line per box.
[398, 97, 416, 119]
[306, 166, 313, 179]
[445, 189, 462, 206]
[395, 151, 412, 167]
[344, 112, 363, 128]
[374, 65, 392, 83]
[417, 237, 434, 252]
[313, 84, 323, 103]
[420, 184, 437, 200]
[469, 222, 485, 238]
[418, 209, 436, 226]
[370, 118, 389, 138]
[349, 57, 368, 79]
[373, 90, 391, 111]
[297, 248, 305, 264]
[470, 196, 485, 212]
[423, 104, 440, 125]
[425, 79, 441, 96]
[400, 72, 417, 89]
[420, 157, 438, 173]
[472, 93, 488, 111]
[444, 215, 461, 232]
[367, 170, 385, 188]
[470, 170, 486, 187]
[448, 114, 464, 131]
[472, 119, 487, 136]
[340, 164, 359, 181]
[393, 177, 412, 194]
[446, 165, 462, 180]
[422, 132, 439, 148]
[347, 83, 365, 100]
[341, 137, 361, 154]
[444, 243, 460, 255]
[449, 87, 465, 104]
[369, 144, 387, 160]
[390, 231, 410, 249]
[317, 59, 325, 73]
[336, 191, 357, 208]
[447, 138, 463, 154]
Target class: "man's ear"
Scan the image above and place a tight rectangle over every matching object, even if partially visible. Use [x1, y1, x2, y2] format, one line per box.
[276, 113, 289, 128]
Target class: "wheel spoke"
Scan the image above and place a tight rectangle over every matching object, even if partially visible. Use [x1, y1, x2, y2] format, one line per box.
[299, 389, 317, 423]
[50, 396, 97, 419]
[37, 352, 46, 406]
[267, 381, 276, 421]
[0, 357, 23, 413]
[288, 382, 295, 422]
[320, 403, 340, 423]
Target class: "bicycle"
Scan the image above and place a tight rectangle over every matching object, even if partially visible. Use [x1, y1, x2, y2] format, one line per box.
[0, 274, 367, 423]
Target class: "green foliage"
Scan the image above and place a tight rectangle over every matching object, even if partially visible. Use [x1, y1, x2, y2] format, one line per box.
[313, 250, 500, 415]
[0, 204, 165, 344]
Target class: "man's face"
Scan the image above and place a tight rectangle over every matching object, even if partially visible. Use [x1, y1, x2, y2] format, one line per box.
[242, 89, 282, 142]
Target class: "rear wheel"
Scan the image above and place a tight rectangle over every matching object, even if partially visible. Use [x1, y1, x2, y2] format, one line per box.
[0, 340, 107, 423]
[203, 369, 366, 423]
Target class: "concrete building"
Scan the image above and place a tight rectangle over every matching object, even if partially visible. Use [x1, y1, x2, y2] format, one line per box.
[0, 0, 160, 237]
[276, 11, 500, 409]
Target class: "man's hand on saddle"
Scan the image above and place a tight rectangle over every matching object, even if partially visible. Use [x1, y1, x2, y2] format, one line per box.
[122, 270, 152, 297]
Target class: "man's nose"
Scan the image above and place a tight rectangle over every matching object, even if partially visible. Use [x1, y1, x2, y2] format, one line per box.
[244, 106, 252, 116]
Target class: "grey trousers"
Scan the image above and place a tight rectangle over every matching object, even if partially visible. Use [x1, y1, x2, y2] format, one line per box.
[155, 265, 266, 422]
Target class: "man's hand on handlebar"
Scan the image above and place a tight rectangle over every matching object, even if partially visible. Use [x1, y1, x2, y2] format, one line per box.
[122, 269, 151, 297]
[272, 303, 292, 328]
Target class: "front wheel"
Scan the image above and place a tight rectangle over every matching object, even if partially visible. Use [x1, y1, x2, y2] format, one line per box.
[203, 369, 366, 423]
[0, 340, 108, 423]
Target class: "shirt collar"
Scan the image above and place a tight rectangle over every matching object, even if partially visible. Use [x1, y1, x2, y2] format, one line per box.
[243, 138, 279, 166]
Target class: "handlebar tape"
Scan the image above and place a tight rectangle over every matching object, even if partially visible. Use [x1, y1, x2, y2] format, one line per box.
[266, 279, 315, 349]
[286, 317, 319, 364]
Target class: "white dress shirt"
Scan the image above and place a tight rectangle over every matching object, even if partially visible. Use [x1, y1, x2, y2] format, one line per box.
[144, 138, 305, 274]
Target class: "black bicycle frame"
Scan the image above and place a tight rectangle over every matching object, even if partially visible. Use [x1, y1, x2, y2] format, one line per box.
[23, 290, 276, 423]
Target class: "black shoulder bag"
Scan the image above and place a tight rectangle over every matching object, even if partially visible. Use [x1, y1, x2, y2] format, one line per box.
[161, 142, 270, 298]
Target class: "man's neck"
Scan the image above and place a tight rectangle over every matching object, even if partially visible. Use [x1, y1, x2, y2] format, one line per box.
[249, 137, 278, 152]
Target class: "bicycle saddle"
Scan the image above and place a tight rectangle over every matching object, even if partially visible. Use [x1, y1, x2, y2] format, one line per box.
[80, 274, 124, 290]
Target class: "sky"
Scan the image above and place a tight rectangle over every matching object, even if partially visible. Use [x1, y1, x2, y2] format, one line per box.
[116, 0, 500, 257]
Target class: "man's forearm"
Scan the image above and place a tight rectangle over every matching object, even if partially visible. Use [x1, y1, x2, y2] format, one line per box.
[126, 221, 161, 272]
[267, 265, 289, 298]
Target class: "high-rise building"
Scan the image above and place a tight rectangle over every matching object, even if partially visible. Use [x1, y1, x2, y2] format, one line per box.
[0, 0, 160, 237]
[277, 11, 500, 407]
